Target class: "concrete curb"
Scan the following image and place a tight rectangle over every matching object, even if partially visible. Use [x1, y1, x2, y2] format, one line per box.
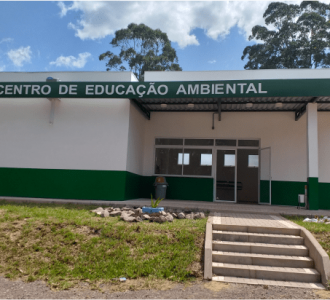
[204, 216, 213, 280]
[299, 226, 330, 287]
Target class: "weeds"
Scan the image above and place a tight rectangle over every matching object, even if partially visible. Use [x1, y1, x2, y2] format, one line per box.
[0, 201, 206, 290]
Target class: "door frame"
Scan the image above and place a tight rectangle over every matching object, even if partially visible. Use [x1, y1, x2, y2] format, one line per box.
[213, 147, 237, 203]
[258, 147, 272, 205]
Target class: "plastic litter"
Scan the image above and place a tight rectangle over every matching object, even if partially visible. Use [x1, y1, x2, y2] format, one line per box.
[111, 277, 127, 282]
[303, 218, 311, 222]
[311, 218, 318, 223]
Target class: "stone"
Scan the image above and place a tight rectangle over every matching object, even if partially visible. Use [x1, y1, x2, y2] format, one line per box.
[325, 222, 330, 225]
[121, 207, 132, 211]
[135, 216, 142, 222]
[134, 208, 143, 214]
[100, 210, 109, 218]
[109, 211, 121, 217]
[194, 212, 205, 219]
[172, 213, 177, 218]
[90, 207, 104, 213]
[185, 213, 194, 219]
[165, 214, 174, 222]
[96, 211, 104, 215]
[142, 214, 151, 220]
[120, 213, 136, 222]
[153, 216, 167, 223]
[160, 211, 167, 216]
[177, 212, 185, 219]
[113, 208, 121, 212]
[105, 207, 114, 212]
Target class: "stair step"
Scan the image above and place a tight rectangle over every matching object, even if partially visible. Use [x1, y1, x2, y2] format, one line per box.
[212, 251, 313, 268]
[213, 240, 308, 256]
[213, 230, 304, 245]
[213, 224, 300, 236]
[212, 276, 325, 289]
[212, 262, 320, 283]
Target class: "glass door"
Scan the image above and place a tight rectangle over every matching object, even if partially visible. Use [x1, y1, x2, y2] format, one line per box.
[216, 149, 236, 202]
[259, 147, 271, 205]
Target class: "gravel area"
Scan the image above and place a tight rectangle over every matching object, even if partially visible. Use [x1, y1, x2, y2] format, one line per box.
[0, 276, 326, 299]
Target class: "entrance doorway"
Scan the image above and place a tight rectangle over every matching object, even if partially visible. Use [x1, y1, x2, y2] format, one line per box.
[215, 144, 260, 203]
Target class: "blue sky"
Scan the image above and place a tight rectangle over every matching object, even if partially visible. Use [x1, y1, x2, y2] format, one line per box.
[0, 1, 281, 73]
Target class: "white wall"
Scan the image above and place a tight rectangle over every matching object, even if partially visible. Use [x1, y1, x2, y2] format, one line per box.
[143, 111, 308, 182]
[126, 102, 147, 175]
[0, 72, 136, 171]
[318, 112, 330, 183]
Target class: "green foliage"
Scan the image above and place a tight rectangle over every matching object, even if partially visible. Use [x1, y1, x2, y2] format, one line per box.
[242, 1, 330, 69]
[150, 194, 164, 208]
[99, 23, 182, 81]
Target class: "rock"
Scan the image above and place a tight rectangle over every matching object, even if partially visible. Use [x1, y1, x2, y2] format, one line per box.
[135, 216, 142, 222]
[100, 210, 109, 218]
[165, 214, 174, 222]
[134, 208, 143, 215]
[177, 212, 185, 219]
[90, 207, 104, 213]
[185, 213, 194, 219]
[121, 207, 132, 211]
[105, 207, 114, 212]
[113, 208, 121, 212]
[325, 222, 330, 225]
[141, 214, 151, 220]
[96, 211, 104, 215]
[194, 212, 205, 219]
[109, 211, 121, 217]
[172, 213, 177, 218]
[120, 213, 136, 222]
[160, 211, 166, 216]
[153, 216, 167, 223]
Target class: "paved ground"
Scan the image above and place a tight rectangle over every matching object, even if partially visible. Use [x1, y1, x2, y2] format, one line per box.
[1, 196, 328, 217]
[212, 212, 299, 228]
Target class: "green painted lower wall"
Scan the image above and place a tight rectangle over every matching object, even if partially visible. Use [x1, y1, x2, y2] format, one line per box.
[308, 177, 319, 210]
[0, 167, 329, 208]
[0, 167, 213, 202]
[140, 176, 214, 202]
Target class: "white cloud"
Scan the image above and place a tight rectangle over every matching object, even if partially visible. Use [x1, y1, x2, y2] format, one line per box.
[208, 60, 216, 64]
[0, 38, 13, 44]
[50, 52, 91, 68]
[0, 65, 5, 71]
[7, 46, 32, 67]
[58, 1, 271, 48]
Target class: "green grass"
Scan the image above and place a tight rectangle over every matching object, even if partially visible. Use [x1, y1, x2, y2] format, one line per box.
[284, 215, 330, 258]
[0, 201, 207, 290]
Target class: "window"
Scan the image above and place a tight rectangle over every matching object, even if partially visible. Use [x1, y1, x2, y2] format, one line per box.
[201, 154, 212, 166]
[178, 153, 190, 165]
[155, 138, 183, 145]
[185, 139, 214, 146]
[215, 139, 236, 146]
[238, 140, 259, 147]
[224, 154, 235, 167]
[248, 155, 259, 168]
[155, 148, 183, 175]
[183, 149, 212, 176]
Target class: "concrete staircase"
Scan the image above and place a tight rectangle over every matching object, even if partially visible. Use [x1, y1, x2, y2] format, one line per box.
[212, 224, 325, 288]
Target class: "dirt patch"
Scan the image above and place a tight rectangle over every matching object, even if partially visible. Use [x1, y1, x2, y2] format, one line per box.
[204, 281, 230, 292]
[315, 289, 330, 299]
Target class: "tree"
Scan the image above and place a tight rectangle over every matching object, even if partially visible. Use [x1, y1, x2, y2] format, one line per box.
[241, 1, 330, 69]
[99, 23, 182, 81]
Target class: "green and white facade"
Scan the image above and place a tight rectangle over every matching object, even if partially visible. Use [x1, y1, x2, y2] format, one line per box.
[0, 69, 330, 210]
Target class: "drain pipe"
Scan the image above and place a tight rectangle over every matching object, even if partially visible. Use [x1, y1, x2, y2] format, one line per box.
[212, 99, 222, 130]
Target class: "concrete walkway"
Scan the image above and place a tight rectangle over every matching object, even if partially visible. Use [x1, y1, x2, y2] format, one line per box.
[0, 196, 329, 217]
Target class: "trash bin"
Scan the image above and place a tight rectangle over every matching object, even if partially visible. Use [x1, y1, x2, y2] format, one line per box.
[154, 177, 169, 199]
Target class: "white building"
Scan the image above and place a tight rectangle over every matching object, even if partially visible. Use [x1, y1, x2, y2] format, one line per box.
[0, 69, 329, 210]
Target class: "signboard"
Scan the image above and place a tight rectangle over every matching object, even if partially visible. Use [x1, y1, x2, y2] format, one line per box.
[0, 79, 329, 99]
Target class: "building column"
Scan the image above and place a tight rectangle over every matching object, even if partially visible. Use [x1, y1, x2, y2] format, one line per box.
[306, 103, 319, 210]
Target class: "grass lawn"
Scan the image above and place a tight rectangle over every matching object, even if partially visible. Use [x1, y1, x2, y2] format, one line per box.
[0, 201, 207, 290]
[284, 215, 330, 258]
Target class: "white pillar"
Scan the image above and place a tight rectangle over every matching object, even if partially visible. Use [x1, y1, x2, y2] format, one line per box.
[306, 102, 319, 209]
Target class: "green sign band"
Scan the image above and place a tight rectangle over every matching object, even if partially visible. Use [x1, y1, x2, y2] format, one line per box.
[0, 79, 329, 99]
